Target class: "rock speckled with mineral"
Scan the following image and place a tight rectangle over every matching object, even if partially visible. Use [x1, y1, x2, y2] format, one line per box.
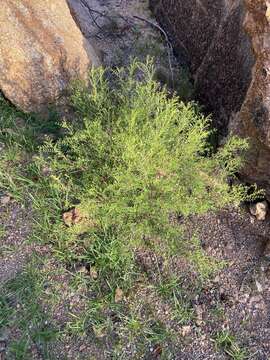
[0, 0, 100, 113]
[150, 0, 270, 197]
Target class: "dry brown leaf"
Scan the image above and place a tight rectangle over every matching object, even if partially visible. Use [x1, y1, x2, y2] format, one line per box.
[62, 208, 83, 227]
[115, 287, 124, 303]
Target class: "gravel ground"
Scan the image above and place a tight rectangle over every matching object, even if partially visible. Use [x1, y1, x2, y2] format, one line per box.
[0, 199, 32, 285]
[177, 207, 270, 359]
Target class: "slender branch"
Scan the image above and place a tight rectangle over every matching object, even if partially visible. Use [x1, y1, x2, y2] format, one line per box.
[79, 0, 104, 30]
[133, 15, 171, 49]
[133, 15, 174, 88]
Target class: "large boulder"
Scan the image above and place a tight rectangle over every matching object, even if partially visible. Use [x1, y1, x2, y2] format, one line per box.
[150, 0, 270, 195]
[0, 0, 100, 113]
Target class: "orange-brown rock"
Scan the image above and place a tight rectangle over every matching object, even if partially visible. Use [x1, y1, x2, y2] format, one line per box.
[234, 1, 270, 193]
[0, 0, 100, 113]
[150, 0, 270, 196]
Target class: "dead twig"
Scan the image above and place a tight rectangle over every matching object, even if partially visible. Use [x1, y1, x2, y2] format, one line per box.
[80, 0, 132, 27]
[79, 0, 104, 30]
[133, 15, 175, 89]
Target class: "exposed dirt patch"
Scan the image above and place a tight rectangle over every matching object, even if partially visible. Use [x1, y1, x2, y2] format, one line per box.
[0, 200, 32, 285]
[174, 208, 270, 359]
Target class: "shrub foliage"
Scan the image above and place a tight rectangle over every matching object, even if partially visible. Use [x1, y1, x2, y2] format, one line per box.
[0, 60, 260, 350]
[35, 59, 252, 256]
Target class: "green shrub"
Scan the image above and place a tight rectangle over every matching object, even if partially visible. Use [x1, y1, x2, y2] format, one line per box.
[35, 59, 253, 256]
[0, 61, 260, 349]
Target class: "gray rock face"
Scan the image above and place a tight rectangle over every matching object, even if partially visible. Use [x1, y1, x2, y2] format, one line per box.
[0, 0, 100, 113]
[150, 0, 255, 131]
[150, 0, 270, 196]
